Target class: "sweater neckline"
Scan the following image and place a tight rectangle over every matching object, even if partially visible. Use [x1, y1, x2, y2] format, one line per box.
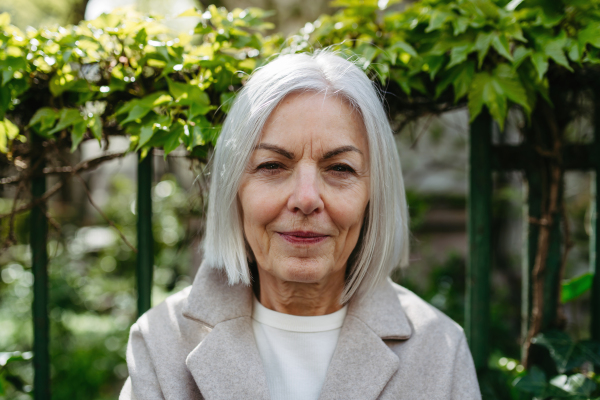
[251, 296, 347, 333]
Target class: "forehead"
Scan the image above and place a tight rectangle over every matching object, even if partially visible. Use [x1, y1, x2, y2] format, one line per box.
[259, 91, 368, 153]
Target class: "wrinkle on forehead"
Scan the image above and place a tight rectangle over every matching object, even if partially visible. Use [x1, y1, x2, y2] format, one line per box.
[265, 89, 362, 129]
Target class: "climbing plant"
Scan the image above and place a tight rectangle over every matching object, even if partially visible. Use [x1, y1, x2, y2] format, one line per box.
[0, 6, 280, 163]
[292, 0, 600, 128]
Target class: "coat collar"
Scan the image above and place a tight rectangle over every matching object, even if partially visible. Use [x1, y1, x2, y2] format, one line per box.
[182, 263, 413, 400]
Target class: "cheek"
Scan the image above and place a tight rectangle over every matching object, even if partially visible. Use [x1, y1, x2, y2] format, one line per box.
[325, 184, 369, 231]
[239, 182, 284, 234]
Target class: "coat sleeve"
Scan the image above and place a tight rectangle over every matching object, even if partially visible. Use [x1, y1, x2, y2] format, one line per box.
[119, 322, 165, 400]
[451, 335, 482, 400]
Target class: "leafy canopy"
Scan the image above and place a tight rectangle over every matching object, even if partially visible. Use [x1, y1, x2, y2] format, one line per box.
[1, 0, 600, 155]
[0, 7, 281, 159]
[295, 0, 600, 129]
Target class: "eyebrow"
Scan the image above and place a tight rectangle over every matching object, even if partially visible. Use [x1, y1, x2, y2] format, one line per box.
[322, 145, 363, 160]
[255, 143, 363, 160]
[255, 143, 294, 159]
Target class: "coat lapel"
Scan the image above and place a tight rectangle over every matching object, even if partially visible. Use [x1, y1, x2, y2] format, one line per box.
[185, 316, 270, 400]
[182, 264, 413, 400]
[182, 263, 270, 400]
[318, 280, 412, 400]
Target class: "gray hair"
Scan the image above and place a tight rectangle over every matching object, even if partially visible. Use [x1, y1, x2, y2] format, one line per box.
[203, 51, 409, 303]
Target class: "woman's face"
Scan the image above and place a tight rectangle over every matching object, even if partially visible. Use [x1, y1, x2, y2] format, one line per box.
[237, 92, 370, 286]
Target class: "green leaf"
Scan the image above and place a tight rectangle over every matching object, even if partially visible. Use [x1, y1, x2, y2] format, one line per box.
[70, 121, 87, 152]
[530, 52, 549, 81]
[423, 55, 445, 80]
[578, 21, 600, 51]
[0, 118, 19, 153]
[512, 366, 546, 396]
[135, 124, 155, 151]
[388, 41, 417, 58]
[471, 0, 499, 19]
[468, 64, 529, 129]
[122, 105, 152, 124]
[512, 46, 532, 68]
[426, 9, 453, 32]
[469, 71, 506, 127]
[88, 115, 102, 145]
[447, 44, 473, 69]
[491, 34, 513, 62]
[561, 272, 593, 303]
[2, 71, 11, 86]
[567, 39, 581, 63]
[184, 116, 212, 150]
[453, 60, 475, 101]
[357, 43, 379, 62]
[167, 78, 191, 101]
[573, 341, 600, 368]
[118, 92, 173, 125]
[190, 125, 206, 148]
[474, 31, 494, 68]
[451, 16, 470, 35]
[163, 123, 184, 156]
[549, 374, 596, 396]
[0, 85, 10, 119]
[436, 60, 475, 101]
[3, 118, 18, 140]
[537, 30, 572, 71]
[48, 109, 84, 135]
[532, 330, 575, 373]
[505, 21, 526, 42]
[49, 73, 78, 97]
[220, 92, 236, 114]
[29, 107, 58, 135]
[494, 64, 530, 112]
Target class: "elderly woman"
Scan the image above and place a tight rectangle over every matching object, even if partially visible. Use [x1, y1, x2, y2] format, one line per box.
[119, 51, 481, 400]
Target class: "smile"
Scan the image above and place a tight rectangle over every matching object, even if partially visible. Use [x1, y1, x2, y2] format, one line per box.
[277, 231, 329, 245]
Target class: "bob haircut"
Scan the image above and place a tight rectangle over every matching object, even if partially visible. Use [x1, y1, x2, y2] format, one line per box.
[203, 50, 409, 303]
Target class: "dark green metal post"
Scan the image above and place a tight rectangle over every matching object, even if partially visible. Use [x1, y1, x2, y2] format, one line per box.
[591, 171, 600, 340]
[591, 97, 600, 340]
[522, 166, 540, 357]
[137, 151, 154, 317]
[467, 110, 492, 370]
[31, 136, 49, 399]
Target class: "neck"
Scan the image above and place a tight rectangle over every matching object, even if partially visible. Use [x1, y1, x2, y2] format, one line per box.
[256, 268, 346, 316]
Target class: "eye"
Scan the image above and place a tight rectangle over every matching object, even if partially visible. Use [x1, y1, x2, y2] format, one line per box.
[256, 162, 283, 174]
[328, 164, 356, 175]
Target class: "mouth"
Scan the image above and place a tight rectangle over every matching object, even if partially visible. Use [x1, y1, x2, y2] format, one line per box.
[277, 231, 329, 245]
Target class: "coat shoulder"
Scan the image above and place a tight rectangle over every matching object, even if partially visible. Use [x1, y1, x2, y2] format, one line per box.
[389, 280, 465, 341]
[136, 285, 193, 333]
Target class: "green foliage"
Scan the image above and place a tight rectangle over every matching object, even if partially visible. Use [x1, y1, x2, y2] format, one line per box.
[0, 351, 33, 396]
[296, 0, 600, 129]
[562, 272, 594, 303]
[512, 331, 600, 399]
[0, 6, 281, 158]
[0, 0, 598, 156]
[0, 174, 202, 398]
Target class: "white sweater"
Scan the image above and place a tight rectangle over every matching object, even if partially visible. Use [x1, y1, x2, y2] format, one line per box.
[251, 297, 348, 400]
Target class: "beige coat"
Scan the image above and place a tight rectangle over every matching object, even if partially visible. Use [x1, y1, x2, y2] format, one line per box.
[119, 263, 481, 400]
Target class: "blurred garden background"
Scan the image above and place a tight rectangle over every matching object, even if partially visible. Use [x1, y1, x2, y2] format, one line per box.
[0, 0, 599, 398]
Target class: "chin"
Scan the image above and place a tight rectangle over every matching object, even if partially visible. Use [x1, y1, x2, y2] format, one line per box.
[278, 259, 331, 283]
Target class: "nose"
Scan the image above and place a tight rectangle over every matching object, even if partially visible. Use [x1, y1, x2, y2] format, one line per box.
[287, 165, 324, 215]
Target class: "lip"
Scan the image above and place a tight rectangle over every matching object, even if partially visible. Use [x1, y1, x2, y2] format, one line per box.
[277, 231, 329, 245]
